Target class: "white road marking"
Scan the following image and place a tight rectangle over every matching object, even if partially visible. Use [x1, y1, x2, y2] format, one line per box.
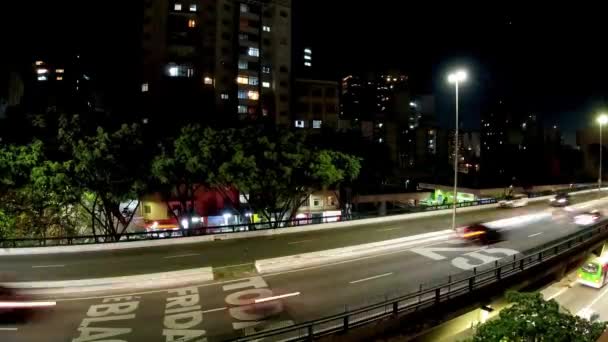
[254, 292, 301, 303]
[32, 264, 64, 268]
[586, 283, 608, 308]
[287, 239, 316, 245]
[528, 232, 543, 238]
[0, 301, 56, 308]
[349, 272, 393, 284]
[163, 253, 200, 259]
[202, 307, 227, 313]
[377, 227, 400, 232]
[0, 328, 18, 331]
[213, 263, 254, 270]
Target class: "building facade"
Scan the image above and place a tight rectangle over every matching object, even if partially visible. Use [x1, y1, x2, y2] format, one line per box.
[293, 78, 339, 130]
[142, 0, 292, 126]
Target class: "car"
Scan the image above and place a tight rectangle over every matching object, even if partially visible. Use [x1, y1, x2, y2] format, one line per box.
[499, 194, 529, 208]
[574, 210, 602, 226]
[459, 223, 503, 244]
[550, 193, 571, 207]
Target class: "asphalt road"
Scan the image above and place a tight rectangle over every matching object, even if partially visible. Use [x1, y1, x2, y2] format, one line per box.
[547, 267, 608, 322]
[0, 192, 604, 282]
[4, 198, 607, 341]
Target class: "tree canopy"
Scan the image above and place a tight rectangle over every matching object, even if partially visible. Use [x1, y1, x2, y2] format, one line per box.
[469, 291, 606, 342]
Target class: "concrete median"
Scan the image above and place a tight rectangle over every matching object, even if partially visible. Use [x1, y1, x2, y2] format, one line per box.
[5, 266, 214, 297]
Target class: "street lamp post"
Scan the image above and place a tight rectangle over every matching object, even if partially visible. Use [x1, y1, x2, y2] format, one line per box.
[448, 70, 467, 231]
[597, 114, 608, 194]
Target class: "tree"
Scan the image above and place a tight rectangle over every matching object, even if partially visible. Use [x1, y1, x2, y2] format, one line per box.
[220, 127, 361, 227]
[469, 291, 606, 342]
[60, 116, 148, 241]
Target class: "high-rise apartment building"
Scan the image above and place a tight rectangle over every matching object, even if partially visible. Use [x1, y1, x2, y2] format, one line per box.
[142, 0, 292, 126]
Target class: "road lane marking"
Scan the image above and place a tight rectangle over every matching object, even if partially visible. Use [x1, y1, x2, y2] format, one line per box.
[254, 292, 301, 303]
[349, 272, 393, 284]
[528, 232, 543, 238]
[202, 307, 227, 313]
[32, 264, 64, 268]
[0, 328, 17, 331]
[163, 253, 200, 259]
[214, 263, 254, 270]
[586, 282, 608, 308]
[287, 239, 316, 245]
[377, 227, 400, 232]
[0, 301, 56, 308]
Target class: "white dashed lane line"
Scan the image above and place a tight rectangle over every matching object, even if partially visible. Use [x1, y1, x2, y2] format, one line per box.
[287, 239, 316, 245]
[377, 227, 400, 232]
[163, 253, 200, 259]
[528, 232, 543, 238]
[31, 264, 65, 268]
[0, 328, 18, 331]
[349, 272, 393, 284]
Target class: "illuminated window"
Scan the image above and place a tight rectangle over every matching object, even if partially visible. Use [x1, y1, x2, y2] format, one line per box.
[188, 19, 196, 28]
[304, 48, 312, 54]
[248, 76, 259, 86]
[238, 60, 248, 70]
[174, 3, 182, 11]
[248, 47, 260, 57]
[262, 66, 271, 73]
[56, 69, 64, 74]
[56, 76, 63, 81]
[238, 90, 247, 99]
[220, 93, 229, 100]
[141, 83, 149, 92]
[312, 120, 322, 129]
[240, 3, 249, 12]
[204, 77, 213, 85]
[248, 91, 259, 100]
[167, 65, 194, 78]
[263, 26, 271, 32]
[35, 60, 44, 66]
[262, 81, 270, 88]
[36, 68, 48, 74]
[189, 4, 197, 11]
[37, 75, 47, 81]
[304, 62, 311, 67]
[237, 76, 248, 84]
[295, 120, 305, 128]
[304, 55, 311, 60]
[238, 105, 248, 114]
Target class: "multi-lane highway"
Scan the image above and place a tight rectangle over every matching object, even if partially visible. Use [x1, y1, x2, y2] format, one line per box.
[1, 192, 607, 341]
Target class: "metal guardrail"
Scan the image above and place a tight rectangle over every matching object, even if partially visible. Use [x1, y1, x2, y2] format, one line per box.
[0, 184, 597, 248]
[230, 221, 608, 341]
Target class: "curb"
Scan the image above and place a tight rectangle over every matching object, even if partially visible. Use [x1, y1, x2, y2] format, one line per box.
[5, 267, 214, 296]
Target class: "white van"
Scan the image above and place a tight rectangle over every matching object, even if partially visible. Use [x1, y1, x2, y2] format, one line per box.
[498, 194, 529, 208]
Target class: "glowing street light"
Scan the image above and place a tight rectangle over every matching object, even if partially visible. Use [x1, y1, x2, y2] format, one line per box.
[447, 69, 468, 231]
[597, 114, 608, 194]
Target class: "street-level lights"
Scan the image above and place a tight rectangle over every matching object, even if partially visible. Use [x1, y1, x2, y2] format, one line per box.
[597, 114, 608, 194]
[448, 69, 467, 231]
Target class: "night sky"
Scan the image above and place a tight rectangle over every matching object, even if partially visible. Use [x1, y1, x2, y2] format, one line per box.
[2, 2, 608, 144]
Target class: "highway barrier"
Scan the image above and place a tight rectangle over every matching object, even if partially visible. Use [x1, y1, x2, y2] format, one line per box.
[0, 185, 601, 253]
[230, 220, 608, 341]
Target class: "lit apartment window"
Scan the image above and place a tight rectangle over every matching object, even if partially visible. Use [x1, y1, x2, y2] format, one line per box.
[312, 120, 322, 129]
[167, 65, 194, 78]
[238, 60, 248, 70]
[304, 48, 312, 54]
[262, 81, 270, 88]
[238, 90, 247, 99]
[304, 55, 311, 60]
[263, 26, 271, 32]
[237, 76, 248, 84]
[248, 91, 259, 100]
[204, 77, 213, 85]
[304, 62, 312, 67]
[248, 47, 260, 57]
[36, 68, 48, 74]
[295, 120, 305, 128]
[141, 83, 149, 92]
[240, 3, 249, 12]
[188, 19, 196, 28]
[220, 93, 229, 100]
[262, 66, 271, 73]
[238, 105, 248, 114]
[174, 3, 182, 11]
[37, 76, 47, 81]
[56, 69, 64, 74]
[56, 76, 63, 81]
[189, 4, 197, 11]
[249, 76, 259, 86]
[35, 60, 44, 66]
